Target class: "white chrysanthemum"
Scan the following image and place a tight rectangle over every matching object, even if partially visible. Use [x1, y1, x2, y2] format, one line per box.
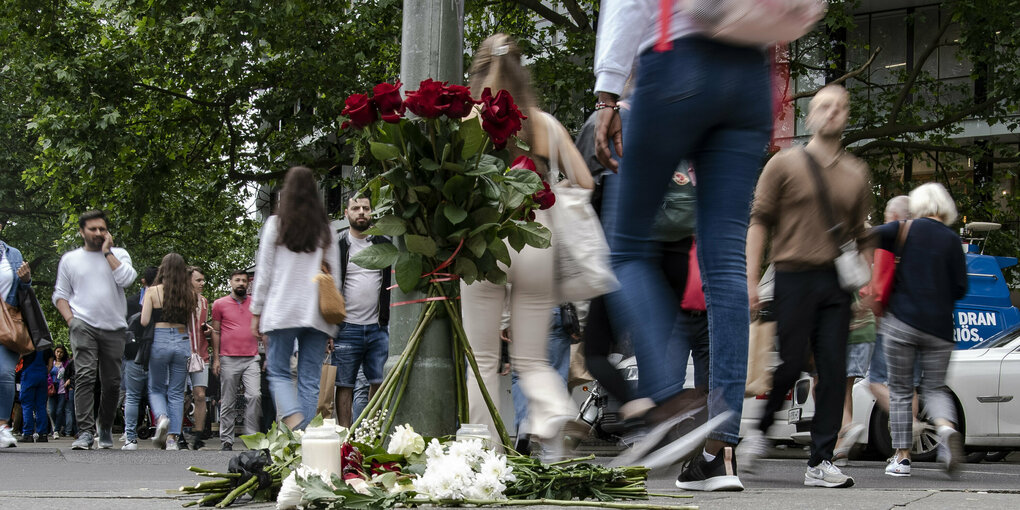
[479, 453, 515, 483]
[276, 471, 303, 510]
[447, 438, 484, 466]
[387, 424, 425, 457]
[424, 438, 445, 461]
[472, 474, 507, 500]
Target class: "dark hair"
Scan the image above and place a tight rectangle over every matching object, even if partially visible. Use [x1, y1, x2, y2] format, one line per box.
[78, 210, 107, 229]
[54, 346, 67, 361]
[276, 166, 331, 253]
[154, 253, 197, 324]
[187, 265, 204, 277]
[141, 266, 159, 286]
[230, 269, 249, 279]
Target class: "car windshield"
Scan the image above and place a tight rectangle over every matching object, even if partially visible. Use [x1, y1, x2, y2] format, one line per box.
[972, 325, 1020, 349]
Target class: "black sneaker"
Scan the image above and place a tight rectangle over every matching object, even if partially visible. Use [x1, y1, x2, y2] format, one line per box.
[191, 435, 206, 451]
[20, 434, 35, 444]
[675, 446, 745, 492]
[220, 442, 233, 451]
[35, 434, 48, 443]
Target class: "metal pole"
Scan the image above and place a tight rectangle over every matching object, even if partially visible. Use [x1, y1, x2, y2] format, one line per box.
[385, 0, 464, 439]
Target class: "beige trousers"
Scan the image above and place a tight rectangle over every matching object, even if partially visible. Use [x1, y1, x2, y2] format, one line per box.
[460, 220, 574, 444]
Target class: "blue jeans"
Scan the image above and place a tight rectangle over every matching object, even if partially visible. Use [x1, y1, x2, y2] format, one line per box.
[0, 345, 17, 423]
[148, 328, 190, 435]
[48, 393, 67, 435]
[609, 37, 771, 444]
[352, 369, 369, 422]
[20, 378, 48, 435]
[266, 327, 330, 429]
[512, 307, 572, 433]
[332, 323, 388, 386]
[122, 357, 148, 441]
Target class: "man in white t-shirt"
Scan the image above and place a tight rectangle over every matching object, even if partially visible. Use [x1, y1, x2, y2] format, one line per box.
[331, 197, 391, 427]
[53, 210, 137, 450]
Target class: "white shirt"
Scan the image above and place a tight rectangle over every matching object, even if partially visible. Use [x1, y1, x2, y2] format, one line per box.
[52, 247, 137, 330]
[594, 0, 696, 96]
[342, 234, 382, 325]
[249, 216, 341, 336]
[0, 250, 13, 305]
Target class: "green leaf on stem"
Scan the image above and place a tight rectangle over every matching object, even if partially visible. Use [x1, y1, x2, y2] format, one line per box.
[308, 414, 324, 428]
[465, 162, 501, 176]
[442, 203, 468, 225]
[351, 243, 399, 269]
[370, 141, 401, 161]
[466, 235, 487, 257]
[518, 221, 552, 249]
[442, 175, 471, 203]
[514, 136, 531, 152]
[405, 234, 437, 257]
[479, 175, 500, 201]
[488, 237, 511, 266]
[394, 252, 423, 292]
[486, 267, 508, 285]
[505, 168, 543, 194]
[455, 257, 478, 284]
[470, 207, 500, 226]
[420, 158, 440, 171]
[507, 228, 526, 252]
[367, 215, 407, 236]
[459, 116, 486, 160]
[469, 223, 498, 237]
[505, 189, 526, 209]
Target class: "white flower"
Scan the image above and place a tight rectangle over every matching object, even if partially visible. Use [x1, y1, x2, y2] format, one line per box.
[424, 438, 445, 461]
[447, 438, 484, 466]
[276, 471, 303, 510]
[471, 474, 507, 500]
[479, 453, 516, 483]
[387, 424, 425, 457]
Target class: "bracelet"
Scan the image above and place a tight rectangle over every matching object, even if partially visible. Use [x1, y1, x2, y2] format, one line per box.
[103, 251, 113, 257]
[594, 102, 620, 112]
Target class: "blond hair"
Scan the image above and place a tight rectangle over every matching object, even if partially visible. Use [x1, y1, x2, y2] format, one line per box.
[468, 34, 538, 145]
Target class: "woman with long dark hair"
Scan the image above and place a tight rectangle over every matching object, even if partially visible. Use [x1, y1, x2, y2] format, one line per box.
[250, 166, 340, 430]
[48, 346, 71, 438]
[142, 252, 197, 450]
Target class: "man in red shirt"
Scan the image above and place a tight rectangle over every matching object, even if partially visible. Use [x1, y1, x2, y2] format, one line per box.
[211, 270, 261, 451]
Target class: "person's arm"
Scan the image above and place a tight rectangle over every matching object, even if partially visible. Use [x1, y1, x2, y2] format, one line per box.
[211, 318, 222, 377]
[16, 260, 31, 288]
[593, 0, 649, 170]
[140, 286, 154, 327]
[52, 257, 74, 325]
[106, 245, 137, 288]
[55, 299, 73, 325]
[746, 223, 768, 311]
[554, 120, 595, 190]
[249, 217, 278, 318]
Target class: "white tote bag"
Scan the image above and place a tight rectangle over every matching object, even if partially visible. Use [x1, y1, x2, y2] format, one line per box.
[541, 112, 619, 302]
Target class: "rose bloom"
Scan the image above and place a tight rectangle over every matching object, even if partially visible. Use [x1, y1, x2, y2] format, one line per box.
[442, 84, 478, 119]
[479, 88, 526, 150]
[341, 93, 377, 129]
[372, 80, 404, 123]
[404, 78, 447, 118]
[340, 442, 365, 480]
[509, 155, 537, 173]
[387, 424, 425, 457]
[533, 182, 555, 210]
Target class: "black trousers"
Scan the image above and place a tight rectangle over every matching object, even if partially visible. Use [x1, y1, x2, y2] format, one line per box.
[758, 268, 850, 467]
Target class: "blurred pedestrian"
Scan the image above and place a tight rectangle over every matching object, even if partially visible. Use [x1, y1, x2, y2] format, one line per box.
[53, 210, 137, 450]
[19, 347, 55, 442]
[332, 196, 391, 428]
[877, 183, 967, 477]
[142, 253, 197, 450]
[251, 166, 340, 430]
[593, 1, 772, 489]
[185, 266, 211, 449]
[121, 267, 156, 450]
[211, 270, 261, 450]
[461, 34, 592, 457]
[743, 85, 870, 488]
[48, 346, 71, 438]
[831, 293, 875, 466]
[0, 233, 32, 448]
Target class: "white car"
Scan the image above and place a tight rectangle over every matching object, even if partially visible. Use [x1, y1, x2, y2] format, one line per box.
[787, 325, 1020, 461]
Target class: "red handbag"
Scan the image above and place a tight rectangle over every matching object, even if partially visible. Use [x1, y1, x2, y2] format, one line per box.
[865, 220, 911, 316]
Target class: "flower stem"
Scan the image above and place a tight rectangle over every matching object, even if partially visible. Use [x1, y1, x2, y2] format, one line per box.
[410, 498, 697, 509]
[546, 454, 596, 466]
[646, 493, 696, 499]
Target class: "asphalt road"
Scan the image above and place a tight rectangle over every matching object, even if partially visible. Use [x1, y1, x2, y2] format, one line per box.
[2, 437, 1018, 510]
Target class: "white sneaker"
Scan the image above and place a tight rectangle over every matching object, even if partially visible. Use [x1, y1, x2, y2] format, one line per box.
[833, 423, 865, 466]
[153, 416, 170, 449]
[121, 439, 138, 451]
[885, 456, 911, 477]
[0, 425, 17, 448]
[737, 431, 770, 474]
[52, 432, 60, 440]
[937, 426, 964, 475]
[165, 437, 180, 451]
[804, 460, 855, 488]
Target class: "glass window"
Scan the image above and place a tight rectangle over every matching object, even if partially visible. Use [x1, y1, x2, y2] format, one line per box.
[913, 7, 940, 77]
[939, 23, 971, 79]
[871, 11, 908, 86]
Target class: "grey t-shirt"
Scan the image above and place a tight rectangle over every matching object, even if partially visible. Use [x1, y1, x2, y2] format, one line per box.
[342, 235, 382, 325]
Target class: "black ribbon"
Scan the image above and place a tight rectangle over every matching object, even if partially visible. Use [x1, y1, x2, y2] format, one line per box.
[227, 449, 273, 490]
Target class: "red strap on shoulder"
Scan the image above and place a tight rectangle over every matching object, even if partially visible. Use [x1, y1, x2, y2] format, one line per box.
[654, 0, 674, 52]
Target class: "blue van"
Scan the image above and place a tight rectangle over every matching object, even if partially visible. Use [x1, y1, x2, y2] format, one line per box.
[953, 222, 1020, 349]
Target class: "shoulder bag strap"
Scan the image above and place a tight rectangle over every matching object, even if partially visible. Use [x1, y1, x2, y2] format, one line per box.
[542, 111, 562, 184]
[802, 148, 845, 251]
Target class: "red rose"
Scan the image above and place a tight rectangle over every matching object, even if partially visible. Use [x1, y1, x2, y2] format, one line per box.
[341, 93, 377, 129]
[404, 78, 447, 118]
[442, 84, 478, 119]
[340, 442, 365, 479]
[370, 460, 401, 474]
[372, 80, 405, 123]
[510, 155, 537, 173]
[526, 210, 536, 222]
[479, 88, 526, 150]
[533, 181, 555, 210]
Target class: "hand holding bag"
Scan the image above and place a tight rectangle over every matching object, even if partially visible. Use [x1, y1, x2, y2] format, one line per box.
[0, 301, 33, 355]
[315, 259, 346, 325]
[803, 149, 871, 292]
[542, 112, 619, 302]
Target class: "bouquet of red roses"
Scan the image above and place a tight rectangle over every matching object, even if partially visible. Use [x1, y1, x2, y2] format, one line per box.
[340, 79, 552, 293]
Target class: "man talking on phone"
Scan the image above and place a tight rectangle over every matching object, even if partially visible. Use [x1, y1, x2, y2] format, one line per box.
[53, 210, 137, 450]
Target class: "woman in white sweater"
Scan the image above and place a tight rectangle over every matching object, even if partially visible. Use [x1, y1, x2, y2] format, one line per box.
[250, 166, 341, 430]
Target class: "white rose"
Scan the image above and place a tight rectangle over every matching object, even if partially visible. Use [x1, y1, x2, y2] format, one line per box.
[386, 424, 425, 457]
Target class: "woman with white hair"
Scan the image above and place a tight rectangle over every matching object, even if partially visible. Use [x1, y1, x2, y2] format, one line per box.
[871, 182, 967, 477]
